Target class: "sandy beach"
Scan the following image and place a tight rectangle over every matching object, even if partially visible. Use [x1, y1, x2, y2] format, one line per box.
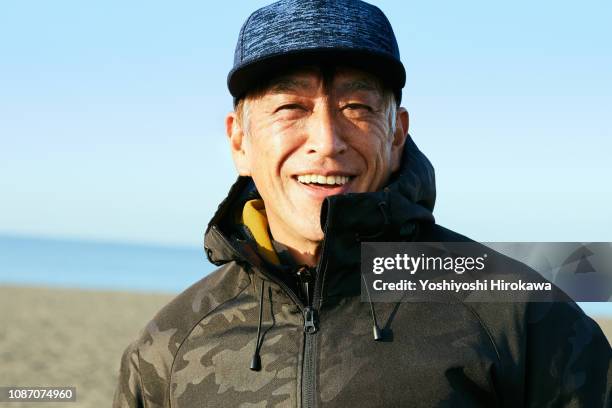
[0, 285, 610, 407]
[0, 286, 173, 408]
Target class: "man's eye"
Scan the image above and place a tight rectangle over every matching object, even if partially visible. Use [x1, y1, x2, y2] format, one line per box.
[275, 103, 307, 113]
[343, 103, 373, 112]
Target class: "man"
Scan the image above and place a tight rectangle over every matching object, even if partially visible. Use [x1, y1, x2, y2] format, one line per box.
[114, 1, 611, 407]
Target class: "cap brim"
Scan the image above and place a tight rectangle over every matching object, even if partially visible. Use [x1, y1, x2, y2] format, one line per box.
[228, 48, 405, 103]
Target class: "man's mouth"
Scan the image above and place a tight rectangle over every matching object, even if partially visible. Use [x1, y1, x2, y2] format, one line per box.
[293, 173, 356, 199]
[296, 174, 351, 186]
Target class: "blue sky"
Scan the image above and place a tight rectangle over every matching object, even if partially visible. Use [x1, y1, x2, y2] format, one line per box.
[1, 0, 610, 248]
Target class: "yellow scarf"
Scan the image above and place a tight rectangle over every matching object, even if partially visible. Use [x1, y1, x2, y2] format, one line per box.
[240, 199, 280, 265]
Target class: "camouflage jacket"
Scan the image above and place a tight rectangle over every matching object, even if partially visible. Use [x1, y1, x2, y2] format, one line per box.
[114, 137, 611, 407]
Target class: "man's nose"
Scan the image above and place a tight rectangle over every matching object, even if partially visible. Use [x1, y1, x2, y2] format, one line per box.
[304, 105, 348, 157]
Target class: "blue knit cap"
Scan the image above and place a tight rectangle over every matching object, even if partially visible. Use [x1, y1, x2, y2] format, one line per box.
[228, 0, 405, 104]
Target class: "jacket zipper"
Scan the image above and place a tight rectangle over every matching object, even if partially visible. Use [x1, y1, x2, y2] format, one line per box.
[210, 224, 328, 408]
[302, 306, 317, 408]
[250, 261, 322, 408]
[302, 216, 331, 408]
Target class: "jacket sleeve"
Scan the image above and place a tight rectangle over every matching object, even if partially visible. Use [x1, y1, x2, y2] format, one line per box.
[113, 341, 145, 408]
[525, 301, 611, 407]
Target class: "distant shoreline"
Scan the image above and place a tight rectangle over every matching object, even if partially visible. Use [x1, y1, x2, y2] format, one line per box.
[0, 235, 212, 293]
[0, 232, 201, 252]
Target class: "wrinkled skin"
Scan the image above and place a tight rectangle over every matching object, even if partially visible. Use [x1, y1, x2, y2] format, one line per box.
[226, 67, 409, 265]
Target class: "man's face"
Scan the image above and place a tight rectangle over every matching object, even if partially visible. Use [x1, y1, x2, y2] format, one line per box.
[227, 67, 408, 246]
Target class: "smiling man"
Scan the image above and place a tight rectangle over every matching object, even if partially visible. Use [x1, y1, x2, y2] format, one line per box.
[226, 66, 407, 266]
[114, 1, 610, 407]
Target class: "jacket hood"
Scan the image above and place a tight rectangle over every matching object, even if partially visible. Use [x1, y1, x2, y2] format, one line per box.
[204, 134, 436, 271]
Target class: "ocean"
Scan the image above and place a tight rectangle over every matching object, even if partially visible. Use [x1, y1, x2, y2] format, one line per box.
[0, 235, 213, 293]
[0, 234, 610, 317]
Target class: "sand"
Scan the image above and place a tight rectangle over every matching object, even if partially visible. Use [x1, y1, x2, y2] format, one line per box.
[0, 286, 173, 408]
[0, 285, 610, 407]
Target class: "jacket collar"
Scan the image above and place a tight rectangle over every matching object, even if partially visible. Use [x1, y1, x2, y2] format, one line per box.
[204, 135, 436, 298]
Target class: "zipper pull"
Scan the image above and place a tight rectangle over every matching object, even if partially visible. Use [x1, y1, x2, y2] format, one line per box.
[303, 307, 318, 334]
[296, 266, 313, 304]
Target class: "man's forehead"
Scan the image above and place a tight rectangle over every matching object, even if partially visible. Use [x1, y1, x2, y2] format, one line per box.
[266, 66, 383, 95]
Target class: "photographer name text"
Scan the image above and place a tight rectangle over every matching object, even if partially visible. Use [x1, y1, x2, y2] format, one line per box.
[372, 279, 552, 292]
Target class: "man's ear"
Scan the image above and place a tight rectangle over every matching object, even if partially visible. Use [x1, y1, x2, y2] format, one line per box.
[390, 107, 409, 173]
[226, 112, 251, 176]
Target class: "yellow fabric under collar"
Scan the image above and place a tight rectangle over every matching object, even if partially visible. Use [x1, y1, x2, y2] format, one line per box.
[241, 199, 280, 265]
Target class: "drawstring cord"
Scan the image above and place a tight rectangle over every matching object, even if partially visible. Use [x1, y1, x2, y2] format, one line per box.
[361, 273, 383, 341]
[250, 279, 265, 371]
[250, 272, 381, 375]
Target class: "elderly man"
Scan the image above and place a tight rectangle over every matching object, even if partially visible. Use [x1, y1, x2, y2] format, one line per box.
[114, 1, 610, 407]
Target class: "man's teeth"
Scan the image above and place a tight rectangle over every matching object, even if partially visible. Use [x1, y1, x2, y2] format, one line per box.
[297, 174, 350, 185]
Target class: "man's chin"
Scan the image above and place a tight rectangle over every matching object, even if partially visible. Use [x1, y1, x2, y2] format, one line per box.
[293, 221, 324, 243]
[286, 214, 325, 243]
